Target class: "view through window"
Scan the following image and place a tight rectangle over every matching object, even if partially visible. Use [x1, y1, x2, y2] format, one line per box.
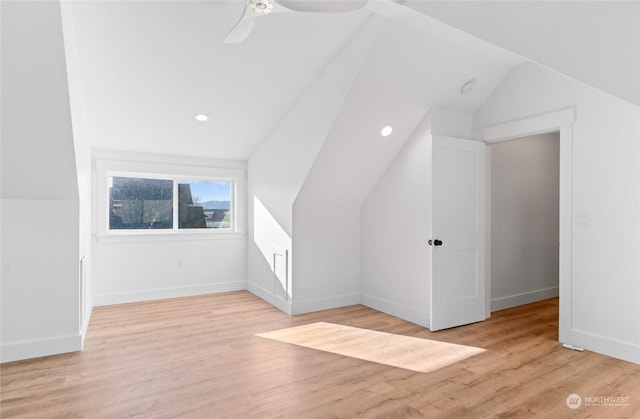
[178, 180, 232, 229]
[109, 176, 233, 231]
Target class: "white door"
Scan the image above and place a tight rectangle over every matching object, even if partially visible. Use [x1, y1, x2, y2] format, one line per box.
[430, 136, 486, 331]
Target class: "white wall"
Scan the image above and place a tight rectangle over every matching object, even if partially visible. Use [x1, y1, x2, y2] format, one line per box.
[92, 236, 246, 305]
[360, 109, 474, 327]
[490, 133, 560, 311]
[430, 108, 474, 139]
[246, 16, 382, 313]
[60, 1, 93, 334]
[288, 11, 499, 315]
[360, 115, 433, 327]
[92, 150, 247, 305]
[1, 0, 81, 362]
[475, 63, 640, 364]
[292, 203, 362, 313]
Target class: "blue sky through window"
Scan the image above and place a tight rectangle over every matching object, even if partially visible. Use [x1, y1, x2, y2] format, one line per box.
[180, 180, 231, 202]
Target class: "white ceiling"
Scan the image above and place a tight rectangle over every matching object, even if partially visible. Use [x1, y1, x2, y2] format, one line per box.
[67, 0, 524, 161]
[295, 8, 524, 206]
[69, 0, 372, 160]
[405, 0, 640, 107]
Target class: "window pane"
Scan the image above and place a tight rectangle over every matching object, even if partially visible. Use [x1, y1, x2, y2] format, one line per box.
[178, 180, 232, 229]
[109, 177, 173, 230]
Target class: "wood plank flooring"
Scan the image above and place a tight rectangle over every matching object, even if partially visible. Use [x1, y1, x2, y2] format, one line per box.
[256, 322, 487, 373]
[1, 291, 639, 418]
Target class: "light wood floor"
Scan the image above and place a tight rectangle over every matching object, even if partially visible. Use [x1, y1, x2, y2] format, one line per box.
[1, 291, 639, 418]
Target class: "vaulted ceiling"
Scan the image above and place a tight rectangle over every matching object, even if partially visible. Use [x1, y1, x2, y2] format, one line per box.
[68, 1, 372, 160]
[404, 0, 640, 107]
[64, 0, 636, 162]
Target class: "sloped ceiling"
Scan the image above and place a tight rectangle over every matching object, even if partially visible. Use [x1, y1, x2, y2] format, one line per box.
[68, 0, 371, 160]
[405, 0, 640, 107]
[66, 1, 635, 163]
[67, 0, 526, 163]
[295, 8, 523, 207]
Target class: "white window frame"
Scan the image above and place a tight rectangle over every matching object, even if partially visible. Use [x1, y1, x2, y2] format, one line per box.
[95, 157, 245, 243]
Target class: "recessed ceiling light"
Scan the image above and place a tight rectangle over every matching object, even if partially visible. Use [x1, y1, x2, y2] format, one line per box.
[194, 113, 209, 122]
[461, 79, 476, 95]
[380, 125, 393, 137]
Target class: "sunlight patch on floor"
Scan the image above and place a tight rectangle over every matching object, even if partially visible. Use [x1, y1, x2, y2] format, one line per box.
[256, 322, 486, 373]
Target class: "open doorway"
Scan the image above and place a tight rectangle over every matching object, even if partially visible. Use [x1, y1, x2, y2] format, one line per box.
[481, 108, 574, 344]
[489, 132, 559, 313]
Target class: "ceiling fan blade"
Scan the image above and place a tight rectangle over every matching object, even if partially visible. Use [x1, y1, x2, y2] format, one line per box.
[224, 3, 257, 44]
[224, 0, 292, 44]
[276, 0, 368, 13]
[224, 17, 256, 44]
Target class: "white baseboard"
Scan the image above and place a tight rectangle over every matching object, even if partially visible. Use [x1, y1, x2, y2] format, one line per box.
[491, 286, 559, 312]
[567, 329, 640, 365]
[246, 281, 292, 315]
[360, 293, 430, 328]
[291, 293, 360, 315]
[93, 281, 246, 306]
[1, 334, 83, 363]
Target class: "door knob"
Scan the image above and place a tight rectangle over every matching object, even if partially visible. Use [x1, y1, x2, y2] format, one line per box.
[434, 239, 443, 246]
[428, 239, 433, 246]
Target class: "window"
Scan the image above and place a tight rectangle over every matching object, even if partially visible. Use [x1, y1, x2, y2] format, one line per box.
[178, 180, 232, 229]
[108, 176, 234, 232]
[95, 152, 245, 242]
[110, 177, 173, 230]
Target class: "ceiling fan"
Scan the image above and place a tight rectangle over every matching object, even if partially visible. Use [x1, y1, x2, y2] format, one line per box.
[225, 0, 369, 44]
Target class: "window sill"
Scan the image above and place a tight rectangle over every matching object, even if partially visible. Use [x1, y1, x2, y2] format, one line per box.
[96, 231, 245, 244]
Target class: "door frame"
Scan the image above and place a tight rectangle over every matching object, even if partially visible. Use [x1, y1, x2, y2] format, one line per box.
[479, 107, 575, 343]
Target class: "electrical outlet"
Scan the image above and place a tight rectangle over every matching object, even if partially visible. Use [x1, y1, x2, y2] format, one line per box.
[177, 258, 183, 268]
[575, 213, 591, 227]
